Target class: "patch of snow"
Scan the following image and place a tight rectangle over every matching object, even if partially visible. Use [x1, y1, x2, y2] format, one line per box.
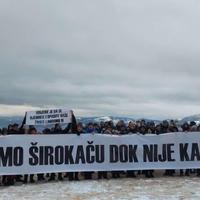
[1, 177, 200, 200]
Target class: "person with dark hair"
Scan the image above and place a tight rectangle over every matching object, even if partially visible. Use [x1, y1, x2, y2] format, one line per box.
[126, 121, 137, 178]
[169, 124, 179, 132]
[24, 127, 38, 183]
[189, 121, 198, 132]
[2, 128, 7, 135]
[48, 124, 64, 181]
[1, 127, 13, 185]
[63, 112, 80, 181]
[7, 124, 17, 135]
[146, 121, 156, 134]
[63, 112, 78, 134]
[43, 128, 51, 134]
[138, 121, 154, 178]
[161, 120, 175, 176]
[64, 121, 84, 181]
[97, 123, 113, 180]
[37, 126, 46, 182]
[82, 122, 97, 180]
[100, 121, 106, 133]
[161, 120, 170, 133]
[86, 123, 96, 133]
[6, 124, 24, 184]
[155, 124, 162, 135]
[111, 121, 127, 179]
[2, 175, 15, 186]
[103, 124, 113, 135]
[188, 121, 198, 176]
[52, 118, 80, 181]
[146, 122, 155, 178]
[168, 120, 179, 133]
[139, 125, 146, 135]
[7, 124, 12, 132]
[54, 123, 63, 133]
[182, 122, 190, 132]
[127, 121, 138, 134]
[93, 123, 101, 133]
[115, 120, 127, 135]
[179, 122, 191, 176]
[77, 122, 85, 134]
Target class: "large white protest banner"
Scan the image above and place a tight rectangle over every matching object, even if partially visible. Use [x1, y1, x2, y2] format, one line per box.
[0, 132, 200, 175]
[25, 108, 72, 125]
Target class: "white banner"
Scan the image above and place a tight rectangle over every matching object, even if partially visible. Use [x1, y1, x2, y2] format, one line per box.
[25, 108, 72, 125]
[0, 132, 200, 175]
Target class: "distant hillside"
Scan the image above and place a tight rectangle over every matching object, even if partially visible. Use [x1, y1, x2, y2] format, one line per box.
[1, 114, 199, 128]
[0, 115, 160, 128]
[180, 114, 200, 124]
[76, 116, 136, 124]
[0, 116, 23, 128]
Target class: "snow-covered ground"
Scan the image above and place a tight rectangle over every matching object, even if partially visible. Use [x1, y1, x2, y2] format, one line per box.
[1, 175, 200, 200]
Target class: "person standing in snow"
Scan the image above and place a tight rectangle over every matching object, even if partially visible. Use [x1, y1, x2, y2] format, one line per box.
[24, 127, 40, 183]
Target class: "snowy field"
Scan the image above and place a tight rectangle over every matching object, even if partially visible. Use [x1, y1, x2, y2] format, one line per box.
[0, 174, 200, 200]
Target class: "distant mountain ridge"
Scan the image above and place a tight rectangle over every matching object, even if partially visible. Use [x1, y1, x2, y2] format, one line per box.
[77, 116, 161, 125]
[0, 114, 199, 128]
[180, 114, 200, 124]
[0, 116, 159, 128]
[0, 116, 23, 128]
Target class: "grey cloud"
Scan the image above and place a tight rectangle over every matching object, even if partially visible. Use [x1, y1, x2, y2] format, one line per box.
[0, 0, 200, 118]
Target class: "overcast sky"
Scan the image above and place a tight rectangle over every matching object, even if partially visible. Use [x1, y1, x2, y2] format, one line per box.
[0, 0, 200, 119]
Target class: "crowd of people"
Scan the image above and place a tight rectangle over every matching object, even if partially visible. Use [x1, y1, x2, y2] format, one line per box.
[0, 116, 200, 186]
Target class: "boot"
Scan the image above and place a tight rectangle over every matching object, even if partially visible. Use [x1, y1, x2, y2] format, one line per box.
[48, 173, 55, 181]
[24, 175, 28, 183]
[30, 175, 35, 183]
[37, 174, 45, 181]
[58, 173, 63, 181]
[185, 169, 190, 176]
[74, 172, 79, 181]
